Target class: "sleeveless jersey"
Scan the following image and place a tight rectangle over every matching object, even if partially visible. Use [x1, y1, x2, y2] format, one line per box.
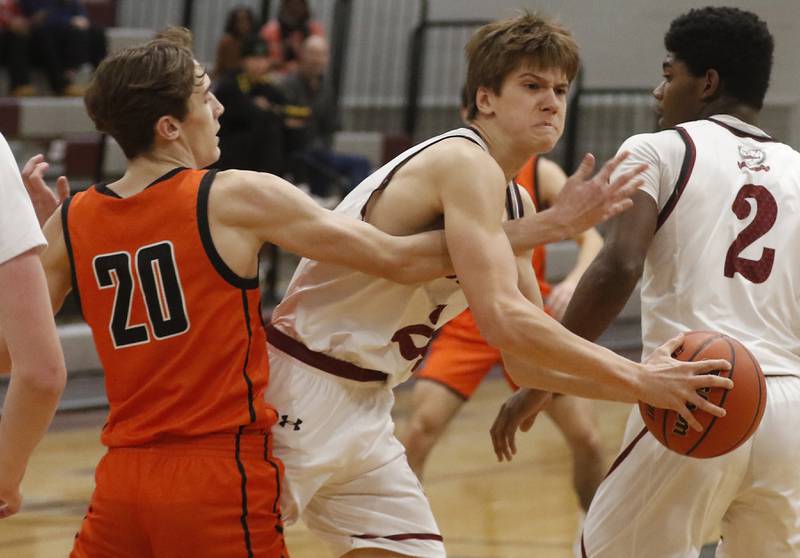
[271, 127, 524, 387]
[620, 115, 800, 376]
[63, 168, 276, 447]
[515, 156, 551, 298]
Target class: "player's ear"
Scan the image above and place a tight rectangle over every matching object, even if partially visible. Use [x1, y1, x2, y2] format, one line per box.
[154, 115, 181, 142]
[699, 68, 721, 101]
[475, 85, 495, 117]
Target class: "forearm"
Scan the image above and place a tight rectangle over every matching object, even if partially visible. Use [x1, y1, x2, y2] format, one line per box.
[503, 207, 572, 255]
[492, 297, 642, 402]
[560, 253, 641, 341]
[0, 368, 64, 483]
[504, 352, 636, 402]
[564, 228, 604, 284]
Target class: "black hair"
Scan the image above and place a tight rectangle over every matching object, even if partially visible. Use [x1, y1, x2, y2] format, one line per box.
[665, 7, 773, 110]
[224, 6, 256, 38]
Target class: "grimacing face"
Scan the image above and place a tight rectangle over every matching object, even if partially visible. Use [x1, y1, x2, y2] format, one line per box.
[488, 64, 569, 154]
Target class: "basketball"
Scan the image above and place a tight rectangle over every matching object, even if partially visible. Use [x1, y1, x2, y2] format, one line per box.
[638, 331, 767, 458]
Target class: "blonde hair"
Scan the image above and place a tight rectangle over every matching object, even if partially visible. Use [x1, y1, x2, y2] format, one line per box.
[464, 13, 580, 119]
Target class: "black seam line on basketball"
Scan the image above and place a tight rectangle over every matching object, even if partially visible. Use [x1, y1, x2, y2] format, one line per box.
[239, 289, 257, 424]
[264, 432, 281, 514]
[656, 126, 696, 231]
[359, 131, 483, 219]
[235, 428, 255, 558]
[196, 169, 259, 290]
[686, 336, 735, 456]
[728, 344, 766, 451]
[61, 197, 84, 320]
[416, 377, 469, 401]
[603, 426, 648, 480]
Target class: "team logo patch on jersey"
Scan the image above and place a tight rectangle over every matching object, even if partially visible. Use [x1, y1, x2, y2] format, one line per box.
[737, 144, 770, 172]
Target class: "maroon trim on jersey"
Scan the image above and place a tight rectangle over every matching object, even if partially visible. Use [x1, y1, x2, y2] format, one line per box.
[360, 130, 484, 219]
[604, 426, 648, 480]
[706, 117, 777, 143]
[581, 534, 588, 558]
[353, 532, 444, 542]
[656, 127, 696, 231]
[266, 324, 388, 382]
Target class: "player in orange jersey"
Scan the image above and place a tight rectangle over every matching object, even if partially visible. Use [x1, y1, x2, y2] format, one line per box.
[400, 154, 606, 512]
[13, 26, 647, 558]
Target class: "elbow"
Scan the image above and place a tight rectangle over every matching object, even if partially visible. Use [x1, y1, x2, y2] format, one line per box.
[474, 302, 520, 352]
[596, 249, 644, 289]
[378, 251, 420, 285]
[16, 360, 67, 397]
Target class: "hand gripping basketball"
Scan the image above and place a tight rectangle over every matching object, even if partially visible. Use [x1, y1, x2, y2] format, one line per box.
[639, 331, 766, 458]
[637, 333, 734, 433]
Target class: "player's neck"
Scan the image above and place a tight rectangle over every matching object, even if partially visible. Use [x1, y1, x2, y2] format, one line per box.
[700, 98, 761, 127]
[468, 121, 536, 182]
[109, 155, 192, 198]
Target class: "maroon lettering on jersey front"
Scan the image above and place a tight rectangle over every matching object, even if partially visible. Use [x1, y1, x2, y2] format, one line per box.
[724, 184, 777, 284]
[391, 305, 448, 366]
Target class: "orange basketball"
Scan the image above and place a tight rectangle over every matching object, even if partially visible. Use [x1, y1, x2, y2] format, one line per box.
[638, 331, 767, 458]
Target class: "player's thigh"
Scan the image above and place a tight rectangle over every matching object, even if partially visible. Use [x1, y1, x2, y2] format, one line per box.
[718, 377, 800, 558]
[409, 379, 467, 432]
[303, 450, 445, 558]
[582, 410, 750, 558]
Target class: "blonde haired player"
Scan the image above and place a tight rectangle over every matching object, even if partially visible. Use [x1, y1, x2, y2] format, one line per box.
[265, 13, 731, 557]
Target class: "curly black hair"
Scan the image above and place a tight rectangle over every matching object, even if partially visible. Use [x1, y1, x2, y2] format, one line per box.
[665, 7, 773, 110]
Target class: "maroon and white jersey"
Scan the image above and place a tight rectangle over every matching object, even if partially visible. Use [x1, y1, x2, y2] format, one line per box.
[271, 127, 523, 387]
[614, 114, 800, 376]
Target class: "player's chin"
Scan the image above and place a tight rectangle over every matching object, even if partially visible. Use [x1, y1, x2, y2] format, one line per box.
[531, 132, 560, 154]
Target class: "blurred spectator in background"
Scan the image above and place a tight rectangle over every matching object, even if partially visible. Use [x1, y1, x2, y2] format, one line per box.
[260, 0, 323, 75]
[280, 35, 371, 199]
[0, 0, 35, 96]
[213, 5, 257, 79]
[20, 0, 106, 95]
[214, 35, 286, 175]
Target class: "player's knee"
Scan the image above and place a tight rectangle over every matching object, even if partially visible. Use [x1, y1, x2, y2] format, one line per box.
[567, 427, 603, 458]
[407, 408, 447, 445]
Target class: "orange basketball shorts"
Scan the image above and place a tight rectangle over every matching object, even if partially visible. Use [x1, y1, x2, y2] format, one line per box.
[71, 431, 288, 558]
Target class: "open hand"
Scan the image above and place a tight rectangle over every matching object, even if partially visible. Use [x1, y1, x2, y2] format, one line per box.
[490, 388, 553, 462]
[20, 154, 70, 226]
[551, 151, 647, 237]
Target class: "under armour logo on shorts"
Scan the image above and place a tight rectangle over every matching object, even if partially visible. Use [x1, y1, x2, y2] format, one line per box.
[279, 415, 303, 431]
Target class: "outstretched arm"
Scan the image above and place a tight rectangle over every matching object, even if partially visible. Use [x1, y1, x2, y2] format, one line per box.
[212, 170, 452, 284]
[0, 249, 66, 518]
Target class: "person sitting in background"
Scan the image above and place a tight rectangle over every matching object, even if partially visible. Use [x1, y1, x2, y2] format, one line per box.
[0, 0, 34, 96]
[214, 35, 286, 175]
[20, 0, 106, 95]
[213, 5, 257, 79]
[279, 35, 371, 200]
[260, 0, 323, 75]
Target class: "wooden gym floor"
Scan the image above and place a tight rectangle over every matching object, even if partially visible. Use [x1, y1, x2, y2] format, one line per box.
[0, 376, 637, 558]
